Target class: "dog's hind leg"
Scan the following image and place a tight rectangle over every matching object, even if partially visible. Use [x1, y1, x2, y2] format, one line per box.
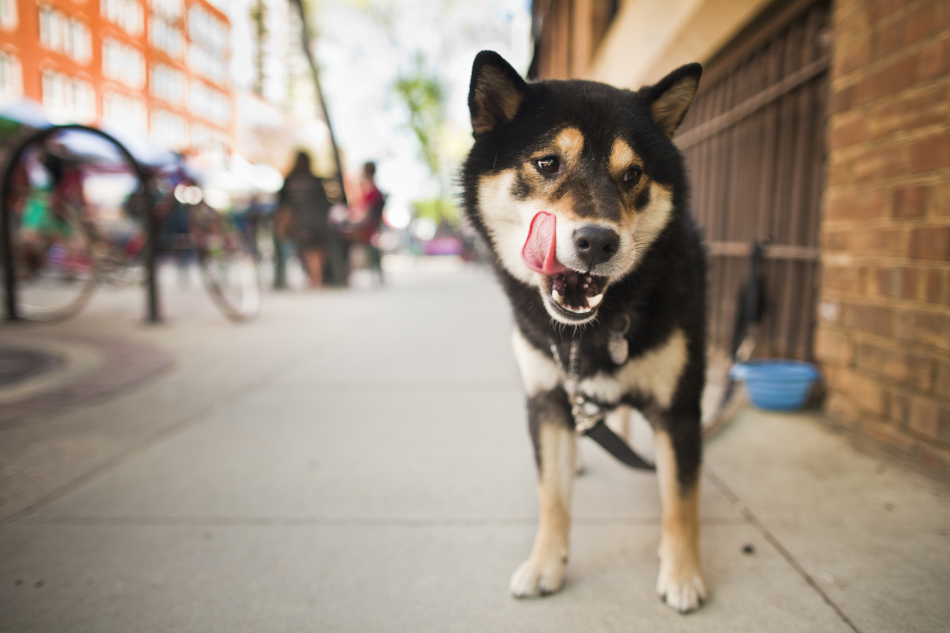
[510, 389, 576, 598]
[653, 424, 706, 613]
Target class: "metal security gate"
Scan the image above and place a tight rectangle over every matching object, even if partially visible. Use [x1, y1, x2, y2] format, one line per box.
[676, 0, 832, 362]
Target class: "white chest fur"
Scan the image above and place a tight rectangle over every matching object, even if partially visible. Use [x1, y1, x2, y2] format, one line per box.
[512, 327, 689, 410]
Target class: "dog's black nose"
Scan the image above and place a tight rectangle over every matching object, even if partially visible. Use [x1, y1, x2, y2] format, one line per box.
[573, 225, 619, 267]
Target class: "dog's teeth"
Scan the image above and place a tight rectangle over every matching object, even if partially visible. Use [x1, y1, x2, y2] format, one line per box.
[552, 289, 563, 305]
[588, 293, 603, 308]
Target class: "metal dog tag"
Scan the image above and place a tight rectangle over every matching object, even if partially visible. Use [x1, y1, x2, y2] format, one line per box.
[608, 332, 628, 365]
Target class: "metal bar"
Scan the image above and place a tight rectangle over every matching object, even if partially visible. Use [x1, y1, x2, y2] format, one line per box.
[707, 241, 821, 260]
[0, 124, 149, 322]
[1, 156, 16, 320]
[146, 182, 160, 323]
[675, 54, 830, 150]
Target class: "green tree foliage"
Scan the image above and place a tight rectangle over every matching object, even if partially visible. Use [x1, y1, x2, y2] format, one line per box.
[393, 53, 446, 182]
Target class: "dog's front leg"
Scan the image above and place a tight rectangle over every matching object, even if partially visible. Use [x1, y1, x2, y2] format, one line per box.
[653, 424, 706, 613]
[510, 389, 576, 598]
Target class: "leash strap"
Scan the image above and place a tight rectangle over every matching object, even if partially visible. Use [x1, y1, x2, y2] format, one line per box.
[583, 420, 655, 471]
[550, 338, 656, 472]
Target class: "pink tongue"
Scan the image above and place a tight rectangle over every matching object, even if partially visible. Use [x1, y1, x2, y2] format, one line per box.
[522, 212, 568, 275]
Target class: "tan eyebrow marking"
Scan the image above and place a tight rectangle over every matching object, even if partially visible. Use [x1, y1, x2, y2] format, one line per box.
[554, 127, 585, 163]
[610, 139, 640, 176]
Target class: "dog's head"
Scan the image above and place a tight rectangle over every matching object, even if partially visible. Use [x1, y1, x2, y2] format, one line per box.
[462, 51, 701, 326]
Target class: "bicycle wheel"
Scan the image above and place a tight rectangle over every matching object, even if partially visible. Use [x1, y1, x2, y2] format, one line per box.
[189, 204, 261, 321]
[4, 194, 98, 321]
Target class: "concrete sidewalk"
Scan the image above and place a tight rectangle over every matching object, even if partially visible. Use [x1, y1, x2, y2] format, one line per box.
[0, 261, 948, 632]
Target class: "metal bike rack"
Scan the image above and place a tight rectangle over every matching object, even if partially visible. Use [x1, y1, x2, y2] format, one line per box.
[0, 124, 161, 323]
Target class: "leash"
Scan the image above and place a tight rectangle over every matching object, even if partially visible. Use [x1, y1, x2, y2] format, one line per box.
[549, 335, 656, 471]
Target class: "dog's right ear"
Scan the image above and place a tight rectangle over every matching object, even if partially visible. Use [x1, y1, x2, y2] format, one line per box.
[469, 51, 527, 136]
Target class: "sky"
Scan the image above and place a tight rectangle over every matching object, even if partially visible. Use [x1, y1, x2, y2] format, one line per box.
[312, 0, 532, 223]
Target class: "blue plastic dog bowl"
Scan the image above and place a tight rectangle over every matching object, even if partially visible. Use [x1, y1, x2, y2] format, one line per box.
[729, 360, 820, 411]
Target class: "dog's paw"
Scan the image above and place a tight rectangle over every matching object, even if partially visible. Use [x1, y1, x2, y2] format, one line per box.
[509, 556, 566, 598]
[656, 561, 706, 614]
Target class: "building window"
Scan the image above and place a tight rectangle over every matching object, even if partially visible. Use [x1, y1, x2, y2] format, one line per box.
[0, 0, 18, 31]
[100, 0, 143, 37]
[0, 50, 22, 105]
[188, 44, 227, 84]
[149, 63, 184, 104]
[38, 6, 92, 64]
[102, 91, 147, 133]
[149, 15, 183, 58]
[41, 69, 96, 123]
[150, 108, 187, 150]
[102, 37, 145, 89]
[187, 3, 228, 84]
[148, 0, 181, 21]
[189, 80, 229, 122]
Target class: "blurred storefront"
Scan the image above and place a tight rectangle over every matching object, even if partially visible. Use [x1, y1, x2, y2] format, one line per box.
[531, 0, 950, 476]
[0, 0, 330, 177]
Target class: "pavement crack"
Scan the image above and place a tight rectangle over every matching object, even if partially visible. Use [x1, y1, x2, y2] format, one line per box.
[705, 467, 863, 633]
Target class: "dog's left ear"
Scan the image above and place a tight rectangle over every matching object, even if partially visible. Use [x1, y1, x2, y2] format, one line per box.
[645, 63, 703, 138]
[469, 51, 528, 136]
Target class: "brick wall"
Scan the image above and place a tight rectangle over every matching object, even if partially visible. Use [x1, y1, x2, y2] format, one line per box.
[818, 0, 950, 474]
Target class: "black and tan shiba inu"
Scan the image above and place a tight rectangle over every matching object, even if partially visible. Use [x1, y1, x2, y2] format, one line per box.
[462, 51, 708, 613]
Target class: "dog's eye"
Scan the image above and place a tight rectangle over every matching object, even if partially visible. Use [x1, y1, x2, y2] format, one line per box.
[535, 156, 560, 174]
[623, 166, 642, 185]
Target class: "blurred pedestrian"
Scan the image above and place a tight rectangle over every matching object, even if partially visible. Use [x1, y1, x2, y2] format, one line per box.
[275, 151, 335, 288]
[345, 161, 386, 285]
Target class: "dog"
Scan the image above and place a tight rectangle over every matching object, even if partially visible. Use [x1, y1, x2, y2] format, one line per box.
[461, 51, 707, 613]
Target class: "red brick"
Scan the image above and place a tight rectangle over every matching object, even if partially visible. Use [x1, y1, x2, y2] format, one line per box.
[836, 368, 890, 416]
[916, 34, 950, 82]
[867, 87, 950, 141]
[826, 188, 886, 220]
[905, 1, 938, 43]
[909, 132, 950, 173]
[869, 0, 908, 25]
[850, 227, 905, 257]
[844, 303, 897, 337]
[897, 309, 950, 351]
[830, 116, 869, 149]
[835, 0, 871, 37]
[862, 416, 920, 453]
[936, 361, 950, 398]
[932, 181, 950, 216]
[866, 266, 906, 298]
[907, 395, 950, 445]
[893, 185, 929, 218]
[908, 225, 950, 260]
[937, 0, 950, 30]
[876, 14, 907, 58]
[849, 144, 910, 183]
[831, 85, 856, 114]
[855, 341, 935, 389]
[815, 327, 854, 364]
[822, 230, 851, 252]
[881, 267, 949, 303]
[837, 36, 874, 76]
[822, 265, 864, 293]
[889, 390, 911, 425]
[857, 54, 918, 105]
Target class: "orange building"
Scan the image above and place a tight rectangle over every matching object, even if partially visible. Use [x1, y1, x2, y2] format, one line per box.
[0, 0, 234, 157]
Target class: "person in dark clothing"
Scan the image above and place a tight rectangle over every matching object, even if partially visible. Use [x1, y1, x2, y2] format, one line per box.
[276, 151, 334, 287]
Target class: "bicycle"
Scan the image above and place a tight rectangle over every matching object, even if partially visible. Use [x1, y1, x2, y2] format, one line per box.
[1, 124, 261, 322]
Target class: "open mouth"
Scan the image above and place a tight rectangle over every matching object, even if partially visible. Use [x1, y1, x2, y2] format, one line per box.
[547, 271, 606, 317]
